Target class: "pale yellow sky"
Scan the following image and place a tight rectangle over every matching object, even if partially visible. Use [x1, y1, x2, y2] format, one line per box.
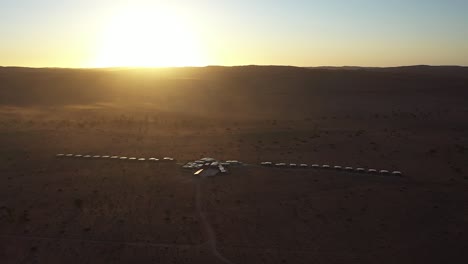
[1, 0, 467, 68]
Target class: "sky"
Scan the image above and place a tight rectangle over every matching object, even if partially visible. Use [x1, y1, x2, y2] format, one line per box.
[1, 0, 467, 67]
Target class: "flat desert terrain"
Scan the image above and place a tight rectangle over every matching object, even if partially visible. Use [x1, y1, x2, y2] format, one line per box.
[0, 66, 467, 263]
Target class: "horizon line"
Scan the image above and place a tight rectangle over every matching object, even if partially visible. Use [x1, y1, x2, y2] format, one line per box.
[1, 64, 468, 70]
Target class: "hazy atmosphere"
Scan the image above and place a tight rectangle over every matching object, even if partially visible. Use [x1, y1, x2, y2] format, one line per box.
[1, 0, 468, 67]
[1, 1, 467, 264]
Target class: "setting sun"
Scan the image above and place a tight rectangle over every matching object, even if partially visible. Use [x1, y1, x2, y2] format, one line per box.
[93, 6, 206, 67]
[2, 1, 468, 263]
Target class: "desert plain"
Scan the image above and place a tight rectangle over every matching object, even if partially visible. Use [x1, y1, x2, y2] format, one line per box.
[0, 66, 467, 263]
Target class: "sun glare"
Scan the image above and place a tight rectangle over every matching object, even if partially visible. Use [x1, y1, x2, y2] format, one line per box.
[93, 6, 205, 67]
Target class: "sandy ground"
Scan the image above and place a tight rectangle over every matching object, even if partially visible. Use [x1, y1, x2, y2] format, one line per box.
[0, 66, 467, 263]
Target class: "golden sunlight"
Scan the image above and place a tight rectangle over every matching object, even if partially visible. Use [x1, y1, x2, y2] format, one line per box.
[93, 6, 206, 67]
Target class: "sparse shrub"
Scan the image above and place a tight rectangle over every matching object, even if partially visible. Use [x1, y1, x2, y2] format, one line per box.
[74, 198, 83, 209]
[427, 148, 438, 155]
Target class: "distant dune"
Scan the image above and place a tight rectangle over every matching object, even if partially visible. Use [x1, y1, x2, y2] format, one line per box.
[1, 65, 467, 120]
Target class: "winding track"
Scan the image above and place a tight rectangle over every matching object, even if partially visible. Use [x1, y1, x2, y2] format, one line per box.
[195, 176, 235, 264]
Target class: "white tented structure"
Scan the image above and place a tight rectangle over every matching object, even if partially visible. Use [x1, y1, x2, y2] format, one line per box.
[183, 157, 238, 176]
